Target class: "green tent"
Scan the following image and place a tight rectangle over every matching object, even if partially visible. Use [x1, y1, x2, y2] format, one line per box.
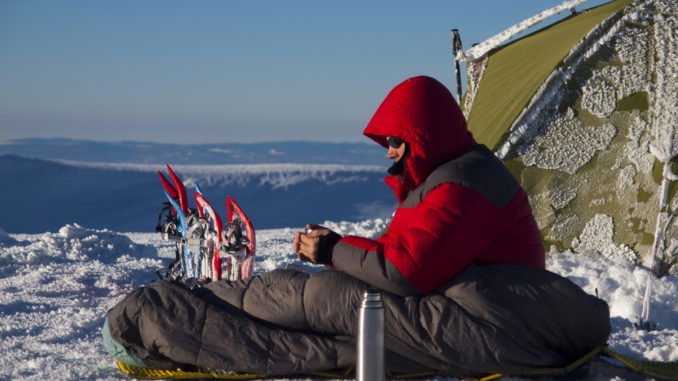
[460, 0, 677, 274]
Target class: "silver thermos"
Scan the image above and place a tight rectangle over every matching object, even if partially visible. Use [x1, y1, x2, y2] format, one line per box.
[357, 289, 385, 381]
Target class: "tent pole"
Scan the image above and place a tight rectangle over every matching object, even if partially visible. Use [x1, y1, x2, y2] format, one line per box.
[450, 29, 463, 103]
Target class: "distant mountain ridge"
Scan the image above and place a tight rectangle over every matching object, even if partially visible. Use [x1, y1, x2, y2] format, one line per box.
[0, 138, 386, 165]
[1, 154, 393, 233]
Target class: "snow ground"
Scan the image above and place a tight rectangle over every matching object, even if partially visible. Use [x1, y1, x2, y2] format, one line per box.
[1, 222, 677, 381]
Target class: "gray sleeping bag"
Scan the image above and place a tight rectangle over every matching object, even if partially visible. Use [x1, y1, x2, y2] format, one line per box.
[105, 264, 610, 377]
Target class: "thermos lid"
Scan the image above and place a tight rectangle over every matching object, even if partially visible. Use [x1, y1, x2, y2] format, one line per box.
[361, 290, 383, 308]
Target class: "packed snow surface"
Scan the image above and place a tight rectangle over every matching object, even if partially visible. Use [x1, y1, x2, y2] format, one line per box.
[1, 221, 677, 380]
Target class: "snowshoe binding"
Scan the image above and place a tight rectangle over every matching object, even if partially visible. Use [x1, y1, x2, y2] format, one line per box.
[155, 165, 256, 286]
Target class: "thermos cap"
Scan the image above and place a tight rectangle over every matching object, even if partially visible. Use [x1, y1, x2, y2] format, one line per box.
[361, 290, 383, 308]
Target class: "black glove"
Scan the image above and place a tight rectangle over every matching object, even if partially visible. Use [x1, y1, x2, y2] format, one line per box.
[315, 230, 342, 265]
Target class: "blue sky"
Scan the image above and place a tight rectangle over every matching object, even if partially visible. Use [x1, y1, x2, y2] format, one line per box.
[0, 0, 610, 144]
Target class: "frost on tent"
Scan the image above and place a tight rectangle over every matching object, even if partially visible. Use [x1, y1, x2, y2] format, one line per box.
[647, 12, 678, 276]
[612, 112, 657, 218]
[619, 112, 654, 175]
[519, 108, 617, 174]
[615, 26, 650, 99]
[529, 185, 578, 231]
[581, 67, 621, 118]
[456, 0, 591, 63]
[463, 0, 678, 261]
[617, 165, 636, 193]
[653, 0, 678, 14]
[548, 215, 581, 243]
[572, 214, 639, 262]
[649, 13, 677, 165]
[457, 0, 675, 263]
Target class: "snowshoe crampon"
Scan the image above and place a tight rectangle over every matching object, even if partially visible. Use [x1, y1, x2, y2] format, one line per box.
[223, 196, 256, 280]
[155, 165, 256, 284]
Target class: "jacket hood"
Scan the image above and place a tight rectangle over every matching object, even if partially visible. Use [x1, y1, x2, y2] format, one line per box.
[363, 76, 475, 202]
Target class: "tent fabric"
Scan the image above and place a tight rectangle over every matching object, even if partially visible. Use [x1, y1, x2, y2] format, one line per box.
[466, 0, 633, 150]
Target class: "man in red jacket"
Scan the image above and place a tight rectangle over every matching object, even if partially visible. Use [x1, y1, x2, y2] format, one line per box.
[294, 76, 544, 296]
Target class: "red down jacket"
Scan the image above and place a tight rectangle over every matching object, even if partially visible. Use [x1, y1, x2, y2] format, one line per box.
[330, 76, 545, 295]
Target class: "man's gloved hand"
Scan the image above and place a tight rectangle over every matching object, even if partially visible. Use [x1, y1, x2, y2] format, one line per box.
[293, 224, 342, 265]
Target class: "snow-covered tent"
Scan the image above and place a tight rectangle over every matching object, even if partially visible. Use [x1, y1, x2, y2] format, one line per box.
[459, 0, 677, 274]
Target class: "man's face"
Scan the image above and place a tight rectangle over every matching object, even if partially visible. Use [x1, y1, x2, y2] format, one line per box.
[386, 137, 406, 162]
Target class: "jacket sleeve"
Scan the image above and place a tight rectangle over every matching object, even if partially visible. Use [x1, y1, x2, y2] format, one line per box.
[332, 183, 498, 294]
[330, 236, 419, 296]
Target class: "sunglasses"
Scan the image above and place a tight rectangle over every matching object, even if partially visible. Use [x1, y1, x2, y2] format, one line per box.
[386, 137, 404, 149]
